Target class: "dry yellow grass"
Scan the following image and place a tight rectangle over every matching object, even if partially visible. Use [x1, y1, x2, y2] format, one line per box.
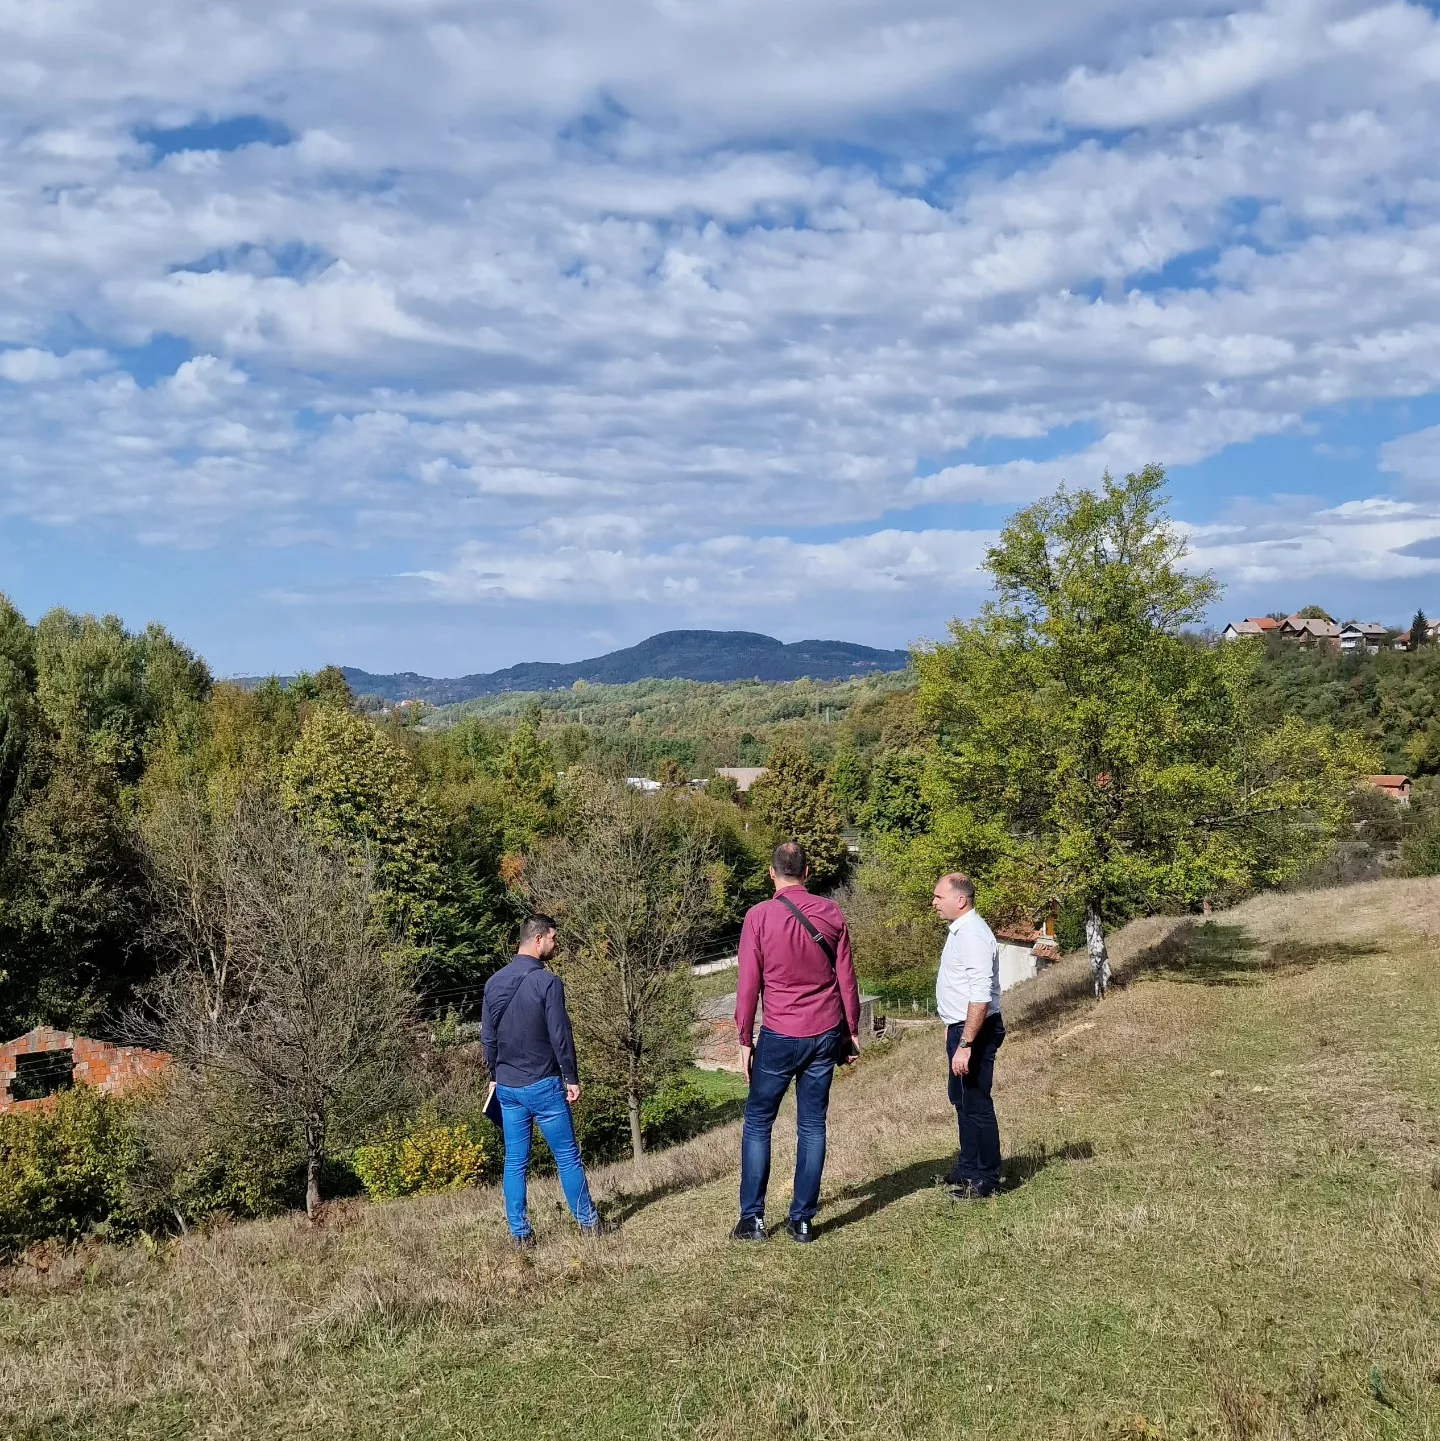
[3, 879, 1439, 1439]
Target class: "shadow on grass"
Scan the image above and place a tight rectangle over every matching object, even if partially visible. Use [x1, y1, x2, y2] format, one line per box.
[1147, 923, 1377, 988]
[815, 1138, 1096, 1236]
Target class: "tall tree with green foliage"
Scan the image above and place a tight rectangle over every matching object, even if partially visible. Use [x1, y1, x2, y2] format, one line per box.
[913, 466, 1372, 997]
[826, 742, 868, 824]
[282, 704, 445, 945]
[747, 740, 848, 887]
[0, 605, 210, 1033]
[861, 749, 931, 838]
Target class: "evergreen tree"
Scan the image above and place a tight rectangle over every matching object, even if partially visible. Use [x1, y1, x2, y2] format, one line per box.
[1410, 609, 1430, 652]
[747, 740, 848, 886]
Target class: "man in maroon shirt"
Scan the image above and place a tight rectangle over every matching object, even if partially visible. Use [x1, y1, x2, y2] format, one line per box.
[731, 840, 861, 1243]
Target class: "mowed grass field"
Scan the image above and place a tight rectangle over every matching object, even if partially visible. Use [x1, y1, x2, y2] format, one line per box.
[3, 881, 1439, 1440]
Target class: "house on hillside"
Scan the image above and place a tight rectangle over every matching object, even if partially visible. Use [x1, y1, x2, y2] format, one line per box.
[1365, 774, 1412, 805]
[1338, 621, 1388, 654]
[0, 1027, 170, 1114]
[994, 916, 1061, 991]
[1221, 617, 1280, 640]
[1279, 614, 1341, 648]
[625, 776, 663, 792]
[714, 766, 767, 793]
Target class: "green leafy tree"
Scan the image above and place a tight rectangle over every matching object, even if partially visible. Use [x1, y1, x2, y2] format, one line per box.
[860, 749, 930, 838]
[912, 466, 1372, 997]
[747, 740, 848, 887]
[496, 703, 557, 854]
[826, 742, 868, 824]
[282, 705, 445, 943]
[0, 595, 37, 862]
[1296, 605, 1334, 621]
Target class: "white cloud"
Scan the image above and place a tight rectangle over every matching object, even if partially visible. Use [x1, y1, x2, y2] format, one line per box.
[3, 0, 1440, 657]
[0, 347, 108, 383]
[1380, 424, 1440, 491]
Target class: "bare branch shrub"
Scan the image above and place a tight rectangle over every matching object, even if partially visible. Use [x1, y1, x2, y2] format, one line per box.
[141, 797, 420, 1217]
[526, 777, 722, 1160]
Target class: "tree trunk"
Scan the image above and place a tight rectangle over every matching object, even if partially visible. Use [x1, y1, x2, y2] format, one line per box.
[1085, 904, 1111, 999]
[627, 1088, 645, 1162]
[304, 1109, 326, 1220]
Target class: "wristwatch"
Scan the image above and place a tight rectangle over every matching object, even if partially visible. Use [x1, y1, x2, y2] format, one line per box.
[958, 1038, 975, 1049]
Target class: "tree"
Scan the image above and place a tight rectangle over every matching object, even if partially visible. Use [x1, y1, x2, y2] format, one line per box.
[526, 779, 722, 1160]
[826, 742, 868, 824]
[1410, 610, 1430, 652]
[143, 803, 418, 1217]
[860, 749, 930, 838]
[282, 704, 445, 943]
[747, 740, 848, 887]
[913, 466, 1371, 997]
[1296, 605, 1334, 622]
[0, 595, 37, 862]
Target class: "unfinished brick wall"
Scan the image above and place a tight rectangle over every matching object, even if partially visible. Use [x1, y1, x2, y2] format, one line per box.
[0, 1026, 170, 1114]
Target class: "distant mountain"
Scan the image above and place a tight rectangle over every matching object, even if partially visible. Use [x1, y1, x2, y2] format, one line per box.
[240, 630, 911, 706]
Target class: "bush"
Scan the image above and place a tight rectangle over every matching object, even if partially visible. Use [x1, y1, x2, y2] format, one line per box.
[1401, 790, 1440, 876]
[123, 1073, 299, 1229]
[0, 1088, 141, 1255]
[568, 1073, 715, 1165]
[353, 1113, 491, 1198]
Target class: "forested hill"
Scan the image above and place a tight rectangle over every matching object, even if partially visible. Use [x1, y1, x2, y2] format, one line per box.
[246, 631, 911, 705]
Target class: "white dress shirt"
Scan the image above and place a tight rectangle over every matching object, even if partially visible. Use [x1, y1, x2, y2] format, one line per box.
[936, 908, 1002, 1026]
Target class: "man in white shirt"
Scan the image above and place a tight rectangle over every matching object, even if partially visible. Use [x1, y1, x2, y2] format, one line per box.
[931, 872, 1005, 1198]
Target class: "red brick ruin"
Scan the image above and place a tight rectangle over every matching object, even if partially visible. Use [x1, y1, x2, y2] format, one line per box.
[0, 1026, 170, 1114]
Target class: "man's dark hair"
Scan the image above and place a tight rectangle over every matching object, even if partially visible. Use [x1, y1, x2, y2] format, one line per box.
[518, 914, 557, 947]
[771, 841, 808, 880]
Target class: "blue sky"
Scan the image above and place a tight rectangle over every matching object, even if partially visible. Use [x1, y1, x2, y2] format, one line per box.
[3, 0, 1440, 676]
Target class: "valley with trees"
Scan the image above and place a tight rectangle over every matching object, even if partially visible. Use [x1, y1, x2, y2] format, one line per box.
[3, 469, 1440, 1436]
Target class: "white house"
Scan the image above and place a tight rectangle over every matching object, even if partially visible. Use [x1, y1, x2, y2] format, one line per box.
[1338, 621, 1387, 654]
[994, 917, 1061, 991]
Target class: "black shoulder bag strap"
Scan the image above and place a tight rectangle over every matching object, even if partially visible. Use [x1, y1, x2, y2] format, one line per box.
[776, 893, 837, 969]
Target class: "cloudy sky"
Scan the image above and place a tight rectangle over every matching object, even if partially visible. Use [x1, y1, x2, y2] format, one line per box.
[3, 0, 1440, 675]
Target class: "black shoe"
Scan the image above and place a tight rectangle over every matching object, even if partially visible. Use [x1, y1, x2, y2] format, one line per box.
[580, 1217, 615, 1239]
[512, 1233, 537, 1252]
[942, 1161, 965, 1186]
[785, 1218, 815, 1244]
[730, 1217, 767, 1243]
[948, 1181, 996, 1202]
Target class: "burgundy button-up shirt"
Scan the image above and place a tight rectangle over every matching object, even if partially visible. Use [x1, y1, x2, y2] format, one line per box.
[735, 886, 861, 1045]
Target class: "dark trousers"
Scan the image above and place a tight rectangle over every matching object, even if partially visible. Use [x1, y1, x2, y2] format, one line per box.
[739, 1025, 846, 1225]
[946, 1015, 1005, 1193]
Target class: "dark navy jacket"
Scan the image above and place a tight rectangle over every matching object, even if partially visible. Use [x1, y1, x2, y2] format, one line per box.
[480, 954, 580, 1088]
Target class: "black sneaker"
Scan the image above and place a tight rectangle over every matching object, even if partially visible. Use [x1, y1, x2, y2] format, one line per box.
[942, 1161, 965, 1186]
[580, 1217, 615, 1239]
[948, 1181, 996, 1202]
[785, 1218, 815, 1244]
[512, 1233, 537, 1252]
[730, 1217, 767, 1243]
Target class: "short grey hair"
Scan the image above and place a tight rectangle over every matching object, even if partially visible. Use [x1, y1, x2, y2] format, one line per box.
[939, 873, 975, 905]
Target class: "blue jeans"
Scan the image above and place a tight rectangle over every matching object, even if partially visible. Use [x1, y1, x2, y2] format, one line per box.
[739, 1025, 846, 1225]
[496, 1075, 598, 1238]
[946, 1015, 1005, 1193]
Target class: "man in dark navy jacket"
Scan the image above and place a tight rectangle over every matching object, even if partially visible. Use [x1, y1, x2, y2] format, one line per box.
[481, 914, 601, 1246]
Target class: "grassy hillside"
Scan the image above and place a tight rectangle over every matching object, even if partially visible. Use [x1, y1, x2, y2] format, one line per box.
[4, 881, 1439, 1439]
